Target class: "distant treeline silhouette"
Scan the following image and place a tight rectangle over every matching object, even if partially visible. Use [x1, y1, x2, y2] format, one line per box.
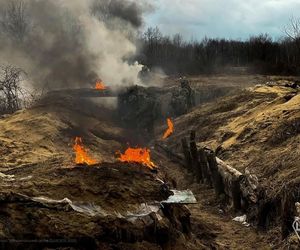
[138, 25, 300, 75]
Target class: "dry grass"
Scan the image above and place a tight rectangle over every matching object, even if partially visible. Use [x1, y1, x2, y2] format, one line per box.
[0, 92, 124, 170]
[157, 77, 300, 196]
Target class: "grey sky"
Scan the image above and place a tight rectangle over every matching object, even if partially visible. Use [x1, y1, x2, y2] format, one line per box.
[144, 0, 300, 40]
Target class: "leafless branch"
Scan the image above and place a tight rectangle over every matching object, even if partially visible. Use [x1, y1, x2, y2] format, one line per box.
[0, 0, 30, 42]
[0, 64, 26, 114]
[284, 16, 300, 41]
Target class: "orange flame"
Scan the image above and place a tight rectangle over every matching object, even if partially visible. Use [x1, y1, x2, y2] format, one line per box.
[73, 137, 98, 165]
[95, 79, 106, 90]
[118, 147, 156, 169]
[162, 118, 174, 139]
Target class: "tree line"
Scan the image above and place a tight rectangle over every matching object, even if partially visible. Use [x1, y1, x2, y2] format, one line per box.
[138, 19, 300, 75]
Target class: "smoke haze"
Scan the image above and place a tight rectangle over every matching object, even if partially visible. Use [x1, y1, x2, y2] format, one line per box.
[0, 0, 151, 89]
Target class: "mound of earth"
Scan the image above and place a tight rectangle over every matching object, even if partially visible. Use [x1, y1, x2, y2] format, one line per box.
[0, 162, 202, 249]
[0, 90, 216, 249]
[155, 80, 300, 242]
[157, 81, 300, 193]
[2, 76, 300, 249]
[0, 91, 129, 170]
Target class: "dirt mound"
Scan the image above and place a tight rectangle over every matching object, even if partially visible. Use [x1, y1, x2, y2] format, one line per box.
[157, 83, 300, 194]
[154, 80, 300, 244]
[2, 76, 298, 248]
[0, 92, 128, 170]
[0, 90, 217, 249]
[0, 162, 201, 249]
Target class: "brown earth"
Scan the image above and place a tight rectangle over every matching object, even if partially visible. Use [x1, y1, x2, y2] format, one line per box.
[0, 88, 208, 249]
[0, 74, 300, 249]
[156, 79, 300, 196]
[155, 76, 300, 248]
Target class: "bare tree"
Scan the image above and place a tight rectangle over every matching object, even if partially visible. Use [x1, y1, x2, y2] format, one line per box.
[284, 16, 300, 41]
[0, 0, 30, 42]
[283, 17, 300, 66]
[139, 25, 300, 75]
[0, 65, 26, 114]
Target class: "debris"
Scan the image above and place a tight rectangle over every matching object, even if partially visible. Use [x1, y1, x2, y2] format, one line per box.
[31, 196, 108, 217]
[233, 215, 250, 227]
[232, 214, 246, 223]
[126, 203, 162, 222]
[161, 190, 197, 204]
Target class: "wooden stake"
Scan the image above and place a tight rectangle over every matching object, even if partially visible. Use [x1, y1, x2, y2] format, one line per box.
[181, 138, 192, 171]
[189, 131, 202, 182]
[206, 149, 225, 197]
[198, 148, 212, 186]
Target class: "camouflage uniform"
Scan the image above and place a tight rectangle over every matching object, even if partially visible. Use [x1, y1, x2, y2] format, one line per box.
[170, 78, 195, 116]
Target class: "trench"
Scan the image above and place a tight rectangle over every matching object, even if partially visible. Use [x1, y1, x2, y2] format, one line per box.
[153, 128, 300, 248]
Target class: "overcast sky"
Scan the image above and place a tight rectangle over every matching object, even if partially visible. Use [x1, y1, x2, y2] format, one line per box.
[144, 0, 300, 40]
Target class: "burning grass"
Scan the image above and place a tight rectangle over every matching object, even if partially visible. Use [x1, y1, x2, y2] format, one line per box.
[117, 147, 156, 169]
[73, 137, 98, 166]
[162, 118, 174, 139]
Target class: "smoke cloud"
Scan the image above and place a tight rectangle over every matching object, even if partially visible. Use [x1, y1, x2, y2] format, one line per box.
[0, 0, 151, 89]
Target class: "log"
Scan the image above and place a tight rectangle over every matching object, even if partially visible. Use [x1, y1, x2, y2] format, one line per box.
[205, 149, 224, 197]
[216, 158, 242, 178]
[216, 158, 243, 210]
[196, 144, 258, 210]
[189, 131, 202, 182]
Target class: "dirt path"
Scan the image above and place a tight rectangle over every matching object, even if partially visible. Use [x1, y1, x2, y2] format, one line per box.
[153, 149, 274, 249]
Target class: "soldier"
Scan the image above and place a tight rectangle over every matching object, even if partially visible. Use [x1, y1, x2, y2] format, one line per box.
[180, 77, 195, 109]
[170, 77, 196, 116]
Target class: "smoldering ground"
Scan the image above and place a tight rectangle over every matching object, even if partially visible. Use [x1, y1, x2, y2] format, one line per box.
[0, 0, 152, 89]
